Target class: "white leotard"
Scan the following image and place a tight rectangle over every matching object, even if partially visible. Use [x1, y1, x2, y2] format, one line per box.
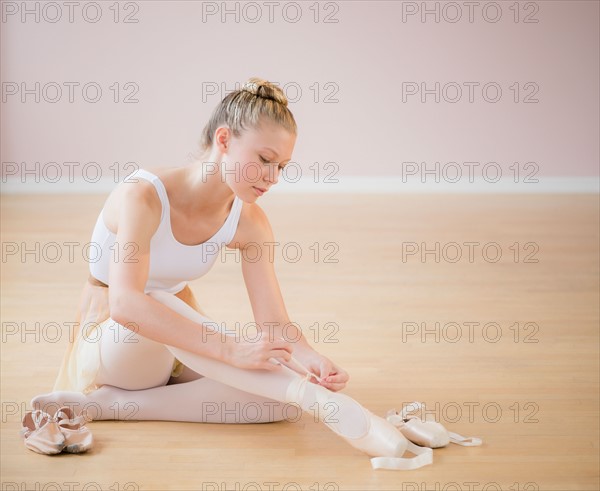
[89, 168, 243, 294]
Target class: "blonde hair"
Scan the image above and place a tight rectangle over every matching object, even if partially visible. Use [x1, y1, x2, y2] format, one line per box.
[197, 77, 298, 155]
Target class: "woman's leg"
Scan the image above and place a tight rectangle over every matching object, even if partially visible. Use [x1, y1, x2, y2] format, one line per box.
[33, 291, 370, 439]
[34, 317, 293, 423]
[40, 377, 296, 423]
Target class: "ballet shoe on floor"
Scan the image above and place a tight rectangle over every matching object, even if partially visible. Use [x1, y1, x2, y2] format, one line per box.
[386, 406, 450, 448]
[20, 406, 93, 455]
[54, 406, 93, 453]
[285, 375, 433, 470]
[386, 401, 483, 448]
[20, 410, 66, 455]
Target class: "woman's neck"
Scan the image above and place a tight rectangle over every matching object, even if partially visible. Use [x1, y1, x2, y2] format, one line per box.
[172, 161, 235, 217]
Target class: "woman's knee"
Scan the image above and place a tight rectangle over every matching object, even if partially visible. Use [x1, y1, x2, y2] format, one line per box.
[95, 317, 174, 390]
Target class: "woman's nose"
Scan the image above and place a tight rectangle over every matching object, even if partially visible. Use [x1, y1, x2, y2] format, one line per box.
[264, 166, 279, 185]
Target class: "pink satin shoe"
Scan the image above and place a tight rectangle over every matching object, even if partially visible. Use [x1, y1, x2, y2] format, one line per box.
[285, 374, 433, 470]
[54, 406, 93, 453]
[20, 410, 66, 455]
[20, 406, 93, 455]
[386, 401, 483, 448]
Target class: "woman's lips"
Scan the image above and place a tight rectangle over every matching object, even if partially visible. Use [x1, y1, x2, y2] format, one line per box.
[253, 186, 266, 196]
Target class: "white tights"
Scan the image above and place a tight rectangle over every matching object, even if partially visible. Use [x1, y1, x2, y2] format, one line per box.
[33, 290, 369, 438]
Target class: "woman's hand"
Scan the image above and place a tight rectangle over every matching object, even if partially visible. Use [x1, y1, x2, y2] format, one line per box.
[222, 331, 293, 371]
[291, 347, 350, 392]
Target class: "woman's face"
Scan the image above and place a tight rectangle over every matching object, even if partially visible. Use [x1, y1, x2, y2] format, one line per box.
[220, 120, 296, 201]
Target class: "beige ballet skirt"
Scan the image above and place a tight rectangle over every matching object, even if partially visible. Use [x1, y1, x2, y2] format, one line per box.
[52, 275, 203, 394]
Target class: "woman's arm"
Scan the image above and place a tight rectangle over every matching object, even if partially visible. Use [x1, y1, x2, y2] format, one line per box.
[107, 181, 226, 361]
[239, 203, 315, 355]
[238, 204, 351, 390]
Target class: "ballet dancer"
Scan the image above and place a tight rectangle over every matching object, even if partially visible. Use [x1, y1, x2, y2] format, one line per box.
[29, 77, 430, 469]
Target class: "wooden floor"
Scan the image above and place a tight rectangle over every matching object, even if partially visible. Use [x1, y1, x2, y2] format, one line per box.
[1, 193, 598, 490]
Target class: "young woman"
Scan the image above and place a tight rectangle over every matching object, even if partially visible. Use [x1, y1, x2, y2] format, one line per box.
[30, 78, 416, 464]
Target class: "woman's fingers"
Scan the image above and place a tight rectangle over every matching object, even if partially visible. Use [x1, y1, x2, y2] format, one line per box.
[322, 368, 349, 385]
[273, 338, 293, 353]
[269, 338, 293, 361]
[270, 348, 292, 362]
[320, 369, 347, 389]
[251, 334, 292, 370]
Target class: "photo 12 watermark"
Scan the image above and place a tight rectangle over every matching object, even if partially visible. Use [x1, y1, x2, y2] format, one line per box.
[200, 1, 340, 24]
[1, 1, 140, 24]
[400, 321, 540, 344]
[401, 81, 540, 104]
[400, 161, 540, 185]
[401, 241, 540, 263]
[1, 482, 141, 491]
[400, 1, 540, 24]
[201, 81, 340, 104]
[2, 82, 140, 103]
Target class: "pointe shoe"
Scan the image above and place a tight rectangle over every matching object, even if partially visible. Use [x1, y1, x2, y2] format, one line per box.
[285, 375, 433, 470]
[20, 410, 66, 455]
[54, 406, 93, 453]
[387, 402, 483, 448]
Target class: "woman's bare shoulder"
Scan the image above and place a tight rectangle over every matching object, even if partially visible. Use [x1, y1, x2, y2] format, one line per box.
[226, 201, 273, 250]
[100, 167, 164, 235]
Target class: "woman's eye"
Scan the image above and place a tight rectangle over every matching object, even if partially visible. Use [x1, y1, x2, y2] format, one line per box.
[260, 155, 284, 170]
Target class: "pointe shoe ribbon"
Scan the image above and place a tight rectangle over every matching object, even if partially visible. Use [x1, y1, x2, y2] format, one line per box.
[368, 441, 433, 471]
[386, 402, 483, 448]
[283, 370, 433, 471]
[269, 355, 323, 383]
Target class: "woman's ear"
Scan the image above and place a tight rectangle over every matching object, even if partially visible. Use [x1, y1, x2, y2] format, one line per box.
[214, 126, 231, 154]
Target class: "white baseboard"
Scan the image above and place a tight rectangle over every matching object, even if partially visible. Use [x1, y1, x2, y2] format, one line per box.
[0, 176, 598, 194]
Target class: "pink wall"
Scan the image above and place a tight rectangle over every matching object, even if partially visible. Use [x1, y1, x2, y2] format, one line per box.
[1, 0, 598, 184]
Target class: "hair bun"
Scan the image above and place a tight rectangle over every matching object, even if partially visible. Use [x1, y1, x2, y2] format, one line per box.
[241, 77, 288, 106]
